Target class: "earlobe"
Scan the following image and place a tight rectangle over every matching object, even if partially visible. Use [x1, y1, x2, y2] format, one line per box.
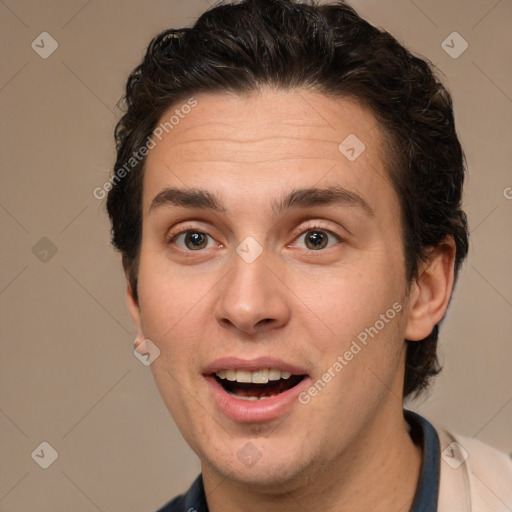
[126, 282, 144, 339]
[404, 238, 456, 341]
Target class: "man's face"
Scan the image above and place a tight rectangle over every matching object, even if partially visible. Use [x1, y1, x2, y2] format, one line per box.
[130, 90, 413, 487]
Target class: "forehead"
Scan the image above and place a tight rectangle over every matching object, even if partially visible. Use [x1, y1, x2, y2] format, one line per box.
[142, 89, 396, 216]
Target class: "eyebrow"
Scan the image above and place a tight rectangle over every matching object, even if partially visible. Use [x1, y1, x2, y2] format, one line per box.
[149, 188, 226, 213]
[149, 186, 374, 217]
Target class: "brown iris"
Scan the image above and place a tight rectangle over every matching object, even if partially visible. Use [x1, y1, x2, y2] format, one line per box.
[304, 230, 328, 250]
[184, 231, 209, 250]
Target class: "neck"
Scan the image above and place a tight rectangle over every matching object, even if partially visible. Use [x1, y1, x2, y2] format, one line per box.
[203, 409, 423, 512]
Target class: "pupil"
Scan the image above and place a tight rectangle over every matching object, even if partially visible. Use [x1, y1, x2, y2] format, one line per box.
[185, 232, 207, 250]
[306, 231, 327, 250]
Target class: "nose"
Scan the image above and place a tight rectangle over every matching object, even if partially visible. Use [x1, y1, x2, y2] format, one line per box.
[214, 251, 291, 336]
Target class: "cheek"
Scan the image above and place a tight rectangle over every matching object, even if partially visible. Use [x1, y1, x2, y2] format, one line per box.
[137, 260, 211, 432]
[294, 259, 408, 410]
[138, 242, 203, 321]
[136, 255, 209, 364]
[293, 261, 404, 339]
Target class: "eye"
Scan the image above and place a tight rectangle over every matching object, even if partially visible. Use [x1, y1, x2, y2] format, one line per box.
[172, 230, 217, 251]
[294, 229, 340, 251]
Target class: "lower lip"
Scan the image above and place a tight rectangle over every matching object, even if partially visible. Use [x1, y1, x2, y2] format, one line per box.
[205, 375, 311, 423]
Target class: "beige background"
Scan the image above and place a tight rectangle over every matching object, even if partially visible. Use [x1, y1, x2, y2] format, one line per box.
[1, 0, 511, 510]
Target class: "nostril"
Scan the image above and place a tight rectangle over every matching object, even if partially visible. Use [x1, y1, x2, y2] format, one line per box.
[219, 317, 272, 328]
[255, 318, 273, 329]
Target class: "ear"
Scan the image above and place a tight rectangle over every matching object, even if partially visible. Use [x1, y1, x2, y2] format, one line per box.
[404, 237, 456, 341]
[126, 281, 145, 340]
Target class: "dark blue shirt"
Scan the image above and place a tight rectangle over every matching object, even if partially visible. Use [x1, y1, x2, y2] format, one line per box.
[156, 410, 440, 512]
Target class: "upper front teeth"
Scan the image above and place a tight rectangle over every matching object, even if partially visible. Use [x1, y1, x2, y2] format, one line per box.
[215, 368, 292, 384]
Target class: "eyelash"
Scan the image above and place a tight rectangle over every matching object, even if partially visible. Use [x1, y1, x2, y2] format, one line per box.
[294, 223, 342, 250]
[167, 222, 342, 252]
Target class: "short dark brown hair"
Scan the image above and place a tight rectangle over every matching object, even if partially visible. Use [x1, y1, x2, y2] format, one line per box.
[106, 0, 469, 398]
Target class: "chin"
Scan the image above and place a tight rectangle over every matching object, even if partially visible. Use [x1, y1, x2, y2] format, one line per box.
[201, 438, 319, 492]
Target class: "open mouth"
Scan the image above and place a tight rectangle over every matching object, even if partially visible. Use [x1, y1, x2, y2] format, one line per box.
[213, 369, 306, 401]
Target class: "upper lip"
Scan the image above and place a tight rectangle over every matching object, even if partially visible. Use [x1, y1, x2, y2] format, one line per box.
[203, 357, 309, 375]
